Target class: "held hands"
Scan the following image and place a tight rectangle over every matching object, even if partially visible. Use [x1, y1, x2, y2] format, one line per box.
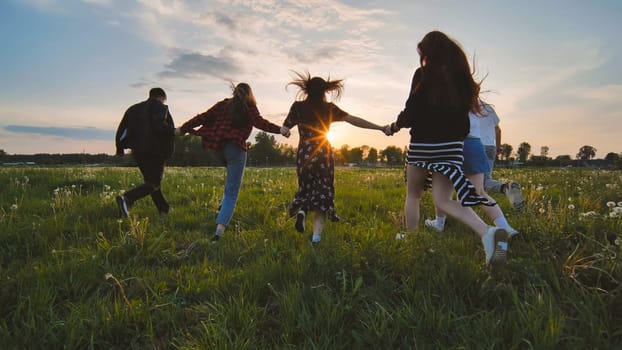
[280, 126, 291, 138]
[174, 127, 182, 136]
[382, 123, 396, 136]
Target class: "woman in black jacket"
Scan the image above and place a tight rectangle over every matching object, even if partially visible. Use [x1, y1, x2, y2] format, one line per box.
[388, 31, 509, 271]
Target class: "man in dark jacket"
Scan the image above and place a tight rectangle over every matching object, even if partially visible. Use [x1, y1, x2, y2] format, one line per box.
[115, 87, 175, 217]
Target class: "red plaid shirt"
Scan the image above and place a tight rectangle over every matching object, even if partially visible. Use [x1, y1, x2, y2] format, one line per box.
[180, 98, 281, 151]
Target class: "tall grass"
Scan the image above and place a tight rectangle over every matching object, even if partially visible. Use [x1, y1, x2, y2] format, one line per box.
[0, 166, 620, 349]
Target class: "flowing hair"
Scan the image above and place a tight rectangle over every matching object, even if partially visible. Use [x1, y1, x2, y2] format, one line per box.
[227, 82, 257, 129]
[286, 71, 344, 105]
[415, 31, 482, 114]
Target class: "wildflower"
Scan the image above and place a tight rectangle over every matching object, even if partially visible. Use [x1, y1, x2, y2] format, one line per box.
[10, 204, 18, 210]
[568, 197, 573, 202]
[610, 212, 620, 218]
[539, 208, 546, 214]
[568, 204, 575, 210]
[614, 207, 622, 214]
[607, 201, 616, 208]
[618, 202, 622, 207]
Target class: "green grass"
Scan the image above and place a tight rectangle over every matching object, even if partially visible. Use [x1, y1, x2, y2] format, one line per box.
[0, 166, 621, 349]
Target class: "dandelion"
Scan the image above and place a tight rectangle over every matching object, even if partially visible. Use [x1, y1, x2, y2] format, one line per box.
[618, 201, 622, 207]
[614, 207, 622, 214]
[568, 204, 575, 210]
[607, 201, 616, 208]
[539, 208, 546, 214]
[568, 197, 573, 202]
[10, 204, 18, 210]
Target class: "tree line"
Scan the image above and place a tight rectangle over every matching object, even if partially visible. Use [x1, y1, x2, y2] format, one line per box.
[1, 136, 620, 168]
[497, 142, 621, 168]
[0, 132, 406, 167]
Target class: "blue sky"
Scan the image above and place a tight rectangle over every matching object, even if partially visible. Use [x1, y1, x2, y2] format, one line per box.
[1, 0, 620, 158]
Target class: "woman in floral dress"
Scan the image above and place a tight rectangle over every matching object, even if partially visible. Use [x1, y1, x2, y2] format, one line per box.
[280, 72, 387, 244]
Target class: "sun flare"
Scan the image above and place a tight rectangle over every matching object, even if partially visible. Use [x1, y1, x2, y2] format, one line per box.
[326, 129, 338, 144]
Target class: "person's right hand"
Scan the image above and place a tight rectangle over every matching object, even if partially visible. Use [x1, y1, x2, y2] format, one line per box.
[382, 124, 393, 136]
[174, 127, 182, 136]
[280, 126, 291, 138]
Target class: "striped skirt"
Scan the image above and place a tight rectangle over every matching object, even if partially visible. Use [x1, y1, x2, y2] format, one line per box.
[407, 141, 495, 207]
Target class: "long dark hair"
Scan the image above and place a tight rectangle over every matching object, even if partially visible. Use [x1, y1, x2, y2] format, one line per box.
[287, 71, 344, 105]
[228, 82, 257, 128]
[415, 31, 482, 114]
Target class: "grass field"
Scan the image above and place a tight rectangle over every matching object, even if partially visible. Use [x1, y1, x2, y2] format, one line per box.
[0, 166, 621, 349]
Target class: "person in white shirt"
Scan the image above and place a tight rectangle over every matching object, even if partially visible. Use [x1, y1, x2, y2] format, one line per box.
[425, 101, 519, 237]
[478, 102, 524, 210]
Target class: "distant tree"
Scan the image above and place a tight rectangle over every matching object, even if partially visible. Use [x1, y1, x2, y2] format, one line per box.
[337, 145, 351, 164]
[0, 149, 6, 161]
[517, 142, 531, 163]
[576, 145, 597, 160]
[604, 152, 620, 165]
[540, 146, 549, 158]
[248, 132, 281, 166]
[499, 144, 513, 161]
[380, 146, 403, 166]
[349, 147, 364, 164]
[366, 147, 378, 165]
[279, 144, 297, 165]
[555, 155, 572, 167]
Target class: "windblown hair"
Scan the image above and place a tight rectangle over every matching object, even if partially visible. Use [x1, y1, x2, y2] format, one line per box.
[415, 31, 482, 114]
[287, 71, 344, 105]
[228, 82, 257, 129]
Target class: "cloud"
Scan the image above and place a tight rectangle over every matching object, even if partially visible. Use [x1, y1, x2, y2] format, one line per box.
[5, 125, 113, 141]
[158, 52, 242, 80]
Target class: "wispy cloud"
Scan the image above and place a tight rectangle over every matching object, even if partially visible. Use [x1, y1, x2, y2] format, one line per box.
[158, 51, 242, 80]
[5, 125, 113, 140]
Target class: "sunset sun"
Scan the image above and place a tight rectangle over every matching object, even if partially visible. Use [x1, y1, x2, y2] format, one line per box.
[326, 129, 338, 144]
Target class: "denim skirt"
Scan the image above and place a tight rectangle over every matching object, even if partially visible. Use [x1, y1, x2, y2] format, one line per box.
[462, 136, 491, 175]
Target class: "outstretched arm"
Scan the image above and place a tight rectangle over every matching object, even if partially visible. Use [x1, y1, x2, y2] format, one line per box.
[343, 115, 384, 131]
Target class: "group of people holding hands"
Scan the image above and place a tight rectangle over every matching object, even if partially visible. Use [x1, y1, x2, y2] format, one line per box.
[115, 30, 523, 271]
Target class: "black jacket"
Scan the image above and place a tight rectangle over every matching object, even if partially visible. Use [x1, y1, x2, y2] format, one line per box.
[115, 98, 175, 158]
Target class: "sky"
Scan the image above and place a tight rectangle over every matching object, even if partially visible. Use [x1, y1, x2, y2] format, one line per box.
[1, 0, 621, 158]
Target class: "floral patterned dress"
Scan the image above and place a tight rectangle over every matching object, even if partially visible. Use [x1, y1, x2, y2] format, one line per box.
[283, 101, 348, 221]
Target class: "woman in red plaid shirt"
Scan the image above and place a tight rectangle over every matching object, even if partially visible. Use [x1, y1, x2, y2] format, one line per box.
[177, 83, 286, 242]
[280, 73, 389, 244]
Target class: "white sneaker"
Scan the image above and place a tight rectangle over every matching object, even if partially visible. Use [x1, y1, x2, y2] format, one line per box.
[395, 232, 407, 240]
[482, 227, 509, 271]
[424, 218, 445, 232]
[505, 182, 525, 211]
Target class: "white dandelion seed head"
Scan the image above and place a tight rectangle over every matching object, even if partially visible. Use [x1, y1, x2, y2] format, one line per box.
[10, 204, 18, 210]
[539, 208, 546, 214]
[607, 201, 616, 208]
[568, 204, 575, 210]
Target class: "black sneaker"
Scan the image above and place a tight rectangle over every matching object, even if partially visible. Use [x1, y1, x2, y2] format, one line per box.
[295, 210, 306, 233]
[116, 195, 129, 218]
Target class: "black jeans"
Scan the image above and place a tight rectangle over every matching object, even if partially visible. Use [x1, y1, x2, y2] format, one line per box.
[123, 152, 169, 213]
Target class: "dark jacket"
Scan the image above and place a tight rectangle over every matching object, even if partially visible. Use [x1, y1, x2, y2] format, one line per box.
[394, 68, 470, 143]
[115, 98, 175, 158]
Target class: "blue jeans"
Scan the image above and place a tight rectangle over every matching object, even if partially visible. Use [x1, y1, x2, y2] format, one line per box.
[483, 145, 504, 193]
[216, 143, 247, 226]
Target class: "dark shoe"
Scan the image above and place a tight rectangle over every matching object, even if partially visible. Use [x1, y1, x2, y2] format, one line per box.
[505, 182, 525, 211]
[116, 195, 129, 218]
[211, 234, 221, 243]
[295, 210, 306, 233]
